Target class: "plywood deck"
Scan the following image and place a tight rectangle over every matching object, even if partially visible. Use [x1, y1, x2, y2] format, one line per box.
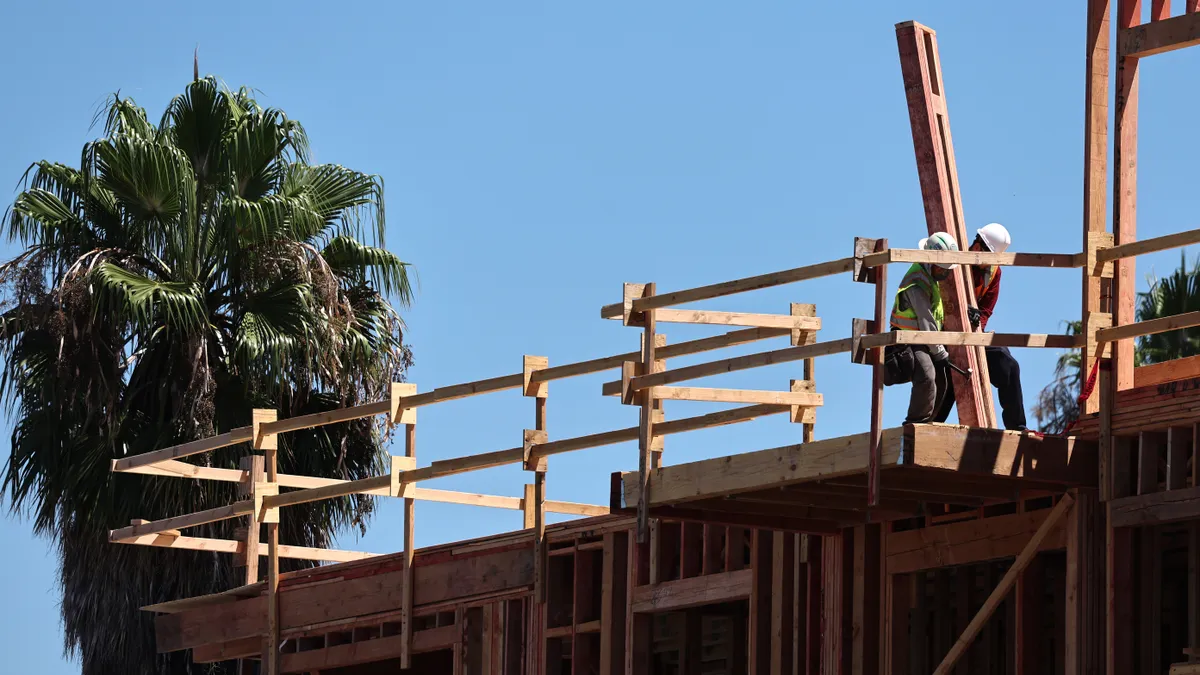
[612, 424, 1097, 533]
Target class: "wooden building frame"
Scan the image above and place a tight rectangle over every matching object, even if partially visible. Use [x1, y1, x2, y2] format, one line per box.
[103, 4, 1200, 674]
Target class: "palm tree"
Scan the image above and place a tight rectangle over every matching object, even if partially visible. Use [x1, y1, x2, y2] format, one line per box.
[1, 77, 413, 674]
[1135, 251, 1200, 365]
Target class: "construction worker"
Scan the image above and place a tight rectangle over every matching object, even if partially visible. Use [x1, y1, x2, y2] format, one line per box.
[884, 232, 960, 424]
[934, 223, 1028, 430]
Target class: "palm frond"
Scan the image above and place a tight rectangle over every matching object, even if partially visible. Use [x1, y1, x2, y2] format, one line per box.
[321, 236, 414, 305]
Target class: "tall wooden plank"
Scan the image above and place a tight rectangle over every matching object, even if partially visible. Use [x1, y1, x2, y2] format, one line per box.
[869, 240, 888, 506]
[1065, 490, 1102, 675]
[954, 568, 971, 675]
[1015, 554, 1043, 675]
[235, 455, 265, 585]
[534, 397, 548, 605]
[600, 532, 628, 675]
[884, 572, 911, 675]
[806, 538, 823, 675]
[894, 20, 994, 427]
[822, 532, 853, 675]
[254, 408, 280, 675]
[750, 530, 773, 675]
[852, 525, 881, 675]
[796, 549, 810, 675]
[637, 284, 657, 543]
[772, 531, 796, 675]
[912, 573, 929, 675]
[1107, 516, 1135, 675]
[401, 423, 417, 668]
[1082, 0, 1112, 413]
[1140, 527, 1162, 675]
[1113, 0, 1142, 390]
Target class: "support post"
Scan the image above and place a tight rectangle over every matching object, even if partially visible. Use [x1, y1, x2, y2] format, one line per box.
[252, 408, 280, 675]
[821, 531, 853, 675]
[870, 240, 887, 506]
[401, 419, 417, 668]
[771, 531, 796, 674]
[523, 355, 549, 605]
[1065, 489, 1103, 675]
[792, 303, 818, 443]
[634, 284, 657, 543]
[1082, 0, 1113, 413]
[1113, 0, 1141, 390]
[749, 529, 773, 675]
[894, 20, 995, 427]
[852, 524, 882, 675]
[234, 454, 265, 585]
[931, 492, 1076, 675]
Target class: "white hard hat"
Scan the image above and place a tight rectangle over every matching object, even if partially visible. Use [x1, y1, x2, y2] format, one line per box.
[917, 232, 959, 269]
[976, 223, 1011, 254]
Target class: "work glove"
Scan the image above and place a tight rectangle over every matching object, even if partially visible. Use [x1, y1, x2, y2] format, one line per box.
[967, 306, 981, 330]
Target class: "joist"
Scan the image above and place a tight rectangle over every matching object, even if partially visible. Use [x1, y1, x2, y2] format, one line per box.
[1095, 310, 1200, 343]
[1120, 10, 1200, 56]
[629, 569, 752, 613]
[600, 257, 855, 317]
[110, 501, 254, 541]
[1096, 227, 1200, 263]
[1109, 484, 1200, 527]
[861, 247, 1082, 269]
[885, 508, 1068, 575]
[650, 386, 822, 407]
[113, 532, 377, 563]
[859, 330, 1081, 350]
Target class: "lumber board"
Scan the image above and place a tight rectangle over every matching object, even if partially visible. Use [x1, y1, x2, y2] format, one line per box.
[192, 636, 261, 663]
[618, 428, 905, 508]
[931, 493, 1075, 675]
[156, 596, 268, 653]
[859, 330, 1081, 350]
[861, 248, 1081, 269]
[599, 257, 855, 317]
[885, 508, 1067, 575]
[400, 423, 415, 668]
[112, 427, 254, 472]
[261, 400, 389, 436]
[604, 338, 853, 394]
[1109, 484, 1200, 527]
[110, 501, 254, 541]
[1135, 355, 1200, 388]
[1097, 227, 1200, 262]
[1113, 0, 1140, 391]
[263, 475, 391, 511]
[651, 386, 822, 407]
[629, 569, 752, 613]
[113, 533, 377, 562]
[649, 309, 820, 331]
[1097, 310, 1200, 344]
[1082, 0, 1111, 416]
[904, 424, 1098, 485]
[278, 629, 455, 673]
[1121, 10, 1200, 56]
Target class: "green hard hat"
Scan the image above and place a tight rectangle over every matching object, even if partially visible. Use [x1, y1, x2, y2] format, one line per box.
[917, 232, 959, 269]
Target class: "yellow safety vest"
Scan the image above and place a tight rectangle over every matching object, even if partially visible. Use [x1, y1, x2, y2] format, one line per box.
[890, 264, 944, 331]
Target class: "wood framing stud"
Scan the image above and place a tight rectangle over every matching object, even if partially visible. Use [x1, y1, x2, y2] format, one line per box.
[522, 355, 548, 398]
[523, 429, 548, 472]
[252, 409, 278, 451]
[389, 455, 417, 498]
[390, 382, 417, 425]
[790, 380, 816, 424]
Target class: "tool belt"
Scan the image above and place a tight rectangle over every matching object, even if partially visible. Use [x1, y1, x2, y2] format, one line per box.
[883, 344, 914, 386]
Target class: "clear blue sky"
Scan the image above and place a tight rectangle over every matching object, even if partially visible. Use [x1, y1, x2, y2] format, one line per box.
[3, 1, 1198, 671]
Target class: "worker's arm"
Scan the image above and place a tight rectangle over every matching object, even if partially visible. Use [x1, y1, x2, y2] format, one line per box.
[976, 267, 1001, 331]
[902, 287, 949, 362]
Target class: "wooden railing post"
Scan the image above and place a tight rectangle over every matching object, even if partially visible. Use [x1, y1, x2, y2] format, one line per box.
[252, 408, 279, 675]
[390, 382, 417, 668]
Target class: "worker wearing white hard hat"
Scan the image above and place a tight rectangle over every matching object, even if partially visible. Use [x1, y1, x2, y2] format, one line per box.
[933, 222, 1029, 431]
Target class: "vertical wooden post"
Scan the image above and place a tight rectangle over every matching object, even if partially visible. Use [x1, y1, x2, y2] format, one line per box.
[523, 483, 537, 530]
[792, 303, 818, 443]
[599, 531, 627, 675]
[523, 355, 549, 606]
[894, 20, 995, 428]
[635, 284, 657, 543]
[1065, 489, 1102, 675]
[805, 537, 823, 675]
[870, 241, 887, 506]
[772, 531, 796, 675]
[822, 531, 852, 675]
[235, 454, 265, 585]
[884, 571, 911, 675]
[749, 530, 773, 675]
[389, 382, 418, 669]
[1082, 0, 1112, 414]
[1139, 527, 1161, 675]
[1113, 0, 1141, 390]
[852, 524, 882, 675]
[252, 408, 279, 675]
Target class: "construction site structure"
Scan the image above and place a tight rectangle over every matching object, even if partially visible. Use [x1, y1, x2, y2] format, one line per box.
[107, 3, 1200, 674]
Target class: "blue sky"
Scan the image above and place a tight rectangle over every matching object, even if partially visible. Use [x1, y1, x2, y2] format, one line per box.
[2, 1, 1199, 671]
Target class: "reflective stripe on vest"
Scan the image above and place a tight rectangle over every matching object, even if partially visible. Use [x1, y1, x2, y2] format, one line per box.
[890, 263, 944, 331]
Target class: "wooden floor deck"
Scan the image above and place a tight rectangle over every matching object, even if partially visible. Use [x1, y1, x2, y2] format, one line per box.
[611, 423, 1097, 533]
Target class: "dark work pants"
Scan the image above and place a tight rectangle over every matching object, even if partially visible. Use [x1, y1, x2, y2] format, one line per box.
[906, 346, 949, 424]
[935, 345, 1027, 429]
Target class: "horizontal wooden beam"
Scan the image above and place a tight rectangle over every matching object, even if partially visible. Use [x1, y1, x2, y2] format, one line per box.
[1134, 354, 1200, 389]
[1096, 227, 1200, 263]
[1120, 11, 1200, 57]
[109, 501, 254, 542]
[112, 428, 254, 472]
[261, 400, 390, 436]
[1110, 484, 1200, 527]
[859, 331, 1081, 350]
[1096, 311, 1200, 344]
[906, 424, 1097, 485]
[653, 386, 822, 407]
[862, 248, 1081, 269]
[600, 257, 855, 317]
[630, 569, 752, 613]
[113, 532, 378, 563]
[650, 309, 820, 331]
[886, 507, 1067, 575]
[605, 338, 853, 395]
